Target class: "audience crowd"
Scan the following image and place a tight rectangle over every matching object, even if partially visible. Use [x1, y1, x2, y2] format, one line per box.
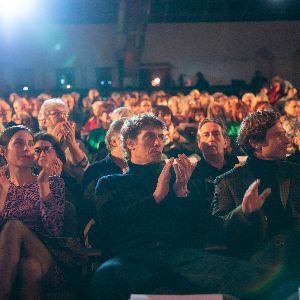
[0, 73, 300, 299]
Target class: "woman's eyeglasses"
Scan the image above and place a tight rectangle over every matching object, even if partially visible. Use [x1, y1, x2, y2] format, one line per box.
[34, 146, 55, 154]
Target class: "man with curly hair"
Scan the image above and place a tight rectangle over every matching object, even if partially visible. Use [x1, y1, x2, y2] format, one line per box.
[212, 110, 300, 288]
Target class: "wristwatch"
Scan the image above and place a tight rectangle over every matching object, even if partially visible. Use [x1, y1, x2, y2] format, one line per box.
[75, 156, 89, 168]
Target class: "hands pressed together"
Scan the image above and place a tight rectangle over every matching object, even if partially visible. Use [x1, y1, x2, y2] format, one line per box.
[52, 121, 76, 146]
[37, 156, 63, 200]
[37, 157, 63, 185]
[153, 154, 195, 203]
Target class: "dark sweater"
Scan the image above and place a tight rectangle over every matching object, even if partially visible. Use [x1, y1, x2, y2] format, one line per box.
[287, 150, 300, 165]
[95, 161, 222, 257]
[82, 153, 123, 227]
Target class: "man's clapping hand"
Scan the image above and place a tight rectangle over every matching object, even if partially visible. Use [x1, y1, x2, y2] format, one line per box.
[242, 179, 271, 217]
[153, 158, 174, 203]
[173, 154, 194, 198]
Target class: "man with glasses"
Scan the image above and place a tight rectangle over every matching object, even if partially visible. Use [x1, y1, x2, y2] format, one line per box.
[38, 98, 89, 182]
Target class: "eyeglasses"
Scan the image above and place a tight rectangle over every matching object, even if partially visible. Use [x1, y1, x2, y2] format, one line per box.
[48, 111, 69, 118]
[34, 146, 55, 154]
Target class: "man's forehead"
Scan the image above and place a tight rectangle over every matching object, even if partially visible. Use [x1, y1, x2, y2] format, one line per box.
[199, 122, 222, 133]
[287, 100, 300, 105]
[267, 122, 285, 135]
[48, 104, 66, 112]
[290, 101, 300, 106]
[139, 126, 163, 135]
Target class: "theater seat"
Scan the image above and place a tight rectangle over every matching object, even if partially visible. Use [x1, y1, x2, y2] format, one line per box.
[63, 201, 79, 237]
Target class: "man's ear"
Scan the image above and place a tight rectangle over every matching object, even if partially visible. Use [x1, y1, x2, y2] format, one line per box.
[110, 137, 118, 148]
[0, 146, 7, 159]
[126, 138, 136, 150]
[249, 138, 262, 152]
[43, 118, 50, 130]
[197, 138, 202, 151]
[224, 137, 230, 150]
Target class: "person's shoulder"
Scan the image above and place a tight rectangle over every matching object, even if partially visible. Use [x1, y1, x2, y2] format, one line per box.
[101, 172, 128, 182]
[96, 172, 128, 191]
[86, 157, 108, 172]
[193, 159, 206, 172]
[286, 152, 300, 164]
[85, 155, 121, 176]
[215, 162, 248, 183]
[278, 160, 300, 175]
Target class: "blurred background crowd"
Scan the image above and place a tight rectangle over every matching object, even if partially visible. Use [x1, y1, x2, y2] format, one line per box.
[0, 72, 299, 163]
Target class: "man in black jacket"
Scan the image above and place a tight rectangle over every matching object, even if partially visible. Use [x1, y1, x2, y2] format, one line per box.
[82, 118, 128, 243]
[92, 113, 275, 300]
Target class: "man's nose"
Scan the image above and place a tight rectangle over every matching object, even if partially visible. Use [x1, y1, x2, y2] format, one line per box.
[284, 135, 291, 144]
[208, 133, 215, 142]
[23, 143, 33, 151]
[59, 115, 68, 122]
[39, 150, 47, 157]
[153, 135, 163, 146]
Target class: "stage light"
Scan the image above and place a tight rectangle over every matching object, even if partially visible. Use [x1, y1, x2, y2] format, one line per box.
[66, 85, 71, 89]
[23, 86, 29, 91]
[0, 0, 35, 21]
[54, 44, 62, 52]
[151, 77, 161, 87]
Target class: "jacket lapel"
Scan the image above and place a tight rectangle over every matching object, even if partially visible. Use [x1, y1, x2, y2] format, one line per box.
[277, 162, 291, 208]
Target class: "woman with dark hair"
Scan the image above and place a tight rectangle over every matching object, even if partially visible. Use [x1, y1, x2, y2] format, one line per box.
[0, 125, 84, 299]
[34, 132, 66, 177]
[34, 131, 86, 228]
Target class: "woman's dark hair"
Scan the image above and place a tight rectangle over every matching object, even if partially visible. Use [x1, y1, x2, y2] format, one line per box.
[33, 131, 66, 163]
[0, 125, 33, 146]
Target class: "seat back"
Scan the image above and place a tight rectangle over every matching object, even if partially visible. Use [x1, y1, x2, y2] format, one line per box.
[63, 201, 79, 237]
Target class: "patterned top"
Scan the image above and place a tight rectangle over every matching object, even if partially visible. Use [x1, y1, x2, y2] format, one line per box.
[0, 176, 65, 237]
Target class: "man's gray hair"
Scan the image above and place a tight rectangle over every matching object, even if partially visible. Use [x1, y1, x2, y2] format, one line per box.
[111, 107, 135, 122]
[38, 98, 69, 121]
[105, 118, 128, 152]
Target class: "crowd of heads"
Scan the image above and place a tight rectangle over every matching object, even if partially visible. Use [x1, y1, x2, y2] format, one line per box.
[0, 73, 299, 161]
